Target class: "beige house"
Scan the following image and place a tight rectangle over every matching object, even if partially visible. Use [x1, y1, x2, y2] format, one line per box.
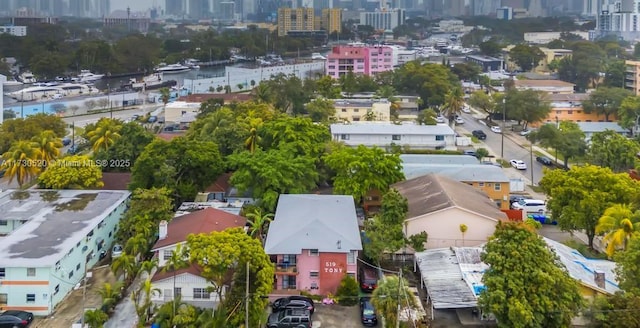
[513, 79, 575, 94]
[392, 174, 508, 249]
[333, 99, 391, 122]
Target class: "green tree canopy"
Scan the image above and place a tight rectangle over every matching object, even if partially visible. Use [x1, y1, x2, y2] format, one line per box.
[614, 237, 640, 294]
[468, 90, 498, 121]
[323, 145, 404, 203]
[93, 122, 155, 172]
[37, 155, 103, 189]
[130, 137, 224, 204]
[479, 222, 584, 328]
[259, 116, 331, 158]
[117, 187, 174, 244]
[535, 121, 587, 168]
[582, 87, 632, 122]
[508, 44, 545, 71]
[305, 98, 336, 123]
[392, 61, 458, 106]
[0, 114, 67, 154]
[539, 165, 640, 248]
[588, 130, 639, 173]
[505, 88, 551, 129]
[371, 275, 416, 328]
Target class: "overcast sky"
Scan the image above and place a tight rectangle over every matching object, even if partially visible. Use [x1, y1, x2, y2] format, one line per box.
[109, 0, 159, 12]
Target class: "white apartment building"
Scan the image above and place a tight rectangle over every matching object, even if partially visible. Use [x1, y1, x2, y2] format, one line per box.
[0, 26, 26, 36]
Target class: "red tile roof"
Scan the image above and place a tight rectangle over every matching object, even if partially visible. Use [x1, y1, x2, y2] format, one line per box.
[150, 263, 203, 282]
[100, 172, 132, 190]
[151, 207, 247, 250]
[204, 172, 232, 193]
[178, 93, 253, 103]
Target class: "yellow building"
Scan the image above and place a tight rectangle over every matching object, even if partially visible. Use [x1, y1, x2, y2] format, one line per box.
[333, 99, 391, 122]
[277, 7, 315, 37]
[321, 8, 342, 34]
[625, 60, 640, 95]
[503, 46, 572, 73]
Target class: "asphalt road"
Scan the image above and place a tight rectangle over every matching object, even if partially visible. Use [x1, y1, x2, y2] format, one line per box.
[457, 111, 545, 185]
[61, 105, 162, 128]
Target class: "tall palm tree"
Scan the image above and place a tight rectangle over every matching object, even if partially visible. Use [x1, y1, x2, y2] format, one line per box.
[245, 209, 274, 243]
[162, 244, 189, 318]
[159, 87, 171, 108]
[1, 140, 42, 187]
[87, 119, 122, 153]
[243, 118, 263, 153]
[97, 281, 124, 313]
[252, 83, 272, 103]
[125, 233, 149, 261]
[111, 253, 138, 283]
[596, 204, 640, 257]
[139, 258, 158, 278]
[31, 130, 62, 168]
[442, 87, 465, 127]
[83, 308, 109, 328]
[131, 277, 160, 326]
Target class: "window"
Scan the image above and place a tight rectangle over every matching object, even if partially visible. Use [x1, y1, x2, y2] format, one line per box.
[392, 135, 401, 141]
[347, 250, 356, 264]
[567, 110, 573, 114]
[193, 288, 210, 299]
[310, 271, 319, 278]
[0, 268, 4, 278]
[27, 268, 35, 277]
[174, 287, 182, 297]
[478, 182, 485, 187]
[341, 108, 347, 112]
[435, 135, 444, 141]
[0, 220, 6, 226]
[494, 183, 501, 191]
[308, 249, 319, 256]
[26, 294, 35, 303]
[163, 250, 172, 260]
[54, 285, 60, 295]
[76, 263, 81, 271]
[340, 134, 349, 140]
[68, 271, 74, 279]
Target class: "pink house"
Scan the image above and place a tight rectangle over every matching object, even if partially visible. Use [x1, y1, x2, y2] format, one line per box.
[326, 44, 394, 78]
[264, 194, 363, 296]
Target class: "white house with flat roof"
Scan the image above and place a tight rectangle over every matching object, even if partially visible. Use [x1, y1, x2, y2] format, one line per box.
[330, 122, 456, 150]
[0, 189, 130, 315]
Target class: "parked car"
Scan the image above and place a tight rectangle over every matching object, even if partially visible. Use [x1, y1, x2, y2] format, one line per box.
[509, 159, 527, 170]
[148, 115, 158, 123]
[490, 125, 502, 133]
[461, 106, 471, 113]
[62, 137, 72, 146]
[520, 129, 534, 136]
[360, 297, 378, 326]
[267, 309, 312, 328]
[111, 244, 123, 258]
[359, 266, 379, 292]
[272, 296, 315, 314]
[536, 156, 553, 165]
[472, 130, 487, 140]
[455, 117, 464, 124]
[512, 199, 546, 213]
[462, 149, 476, 157]
[509, 195, 531, 205]
[0, 310, 33, 328]
[435, 116, 446, 123]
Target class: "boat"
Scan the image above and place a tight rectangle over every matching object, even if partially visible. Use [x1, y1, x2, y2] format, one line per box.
[73, 70, 104, 83]
[185, 59, 201, 69]
[126, 73, 177, 91]
[311, 52, 327, 60]
[6, 83, 99, 101]
[154, 64, 191, 74]
[3, 79, 23, 87]
[17, 71, 37, 84]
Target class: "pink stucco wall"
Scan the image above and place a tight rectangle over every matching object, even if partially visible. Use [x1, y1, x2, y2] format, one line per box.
[274, 250, 359, 295]
[326, 45, 394, 78]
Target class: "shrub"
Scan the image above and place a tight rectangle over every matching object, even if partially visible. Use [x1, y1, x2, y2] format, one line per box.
[336, 274, 359, 306]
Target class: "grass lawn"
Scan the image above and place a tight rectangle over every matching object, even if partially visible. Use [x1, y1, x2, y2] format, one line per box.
[528, 184, 544, 193]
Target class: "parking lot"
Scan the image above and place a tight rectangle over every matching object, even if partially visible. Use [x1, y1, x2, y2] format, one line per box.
[312, 304, 361, 328]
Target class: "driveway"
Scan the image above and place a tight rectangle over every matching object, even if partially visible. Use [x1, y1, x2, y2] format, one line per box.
[104, 272, 149, 328]
[312, 304, 361, 328]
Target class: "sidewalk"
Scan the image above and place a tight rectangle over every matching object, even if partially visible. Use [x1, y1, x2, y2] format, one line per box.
[104, 272, 149, 328]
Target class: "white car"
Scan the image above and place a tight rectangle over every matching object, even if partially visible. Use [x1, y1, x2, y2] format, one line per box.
[436, 116, 446, 123]
[455, 117, 464, 124]
[490, 125, 502, 133]
[462, 106, 471, 113]
[510, 159, 527, 170]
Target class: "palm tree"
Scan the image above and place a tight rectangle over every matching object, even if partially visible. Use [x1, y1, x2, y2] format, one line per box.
[111, 253, 138, 283]
[87, 118, 122, 153]
[125, 233, 149, 261]
[162, 244, 189, 318]
[131, 277, 160, 326]
[1, 140, 42, 187]
[442, 87, 465, 127]
[245, 209, 274, 243]
[97, 281, 124, 313]
[371, 275, 416, 328]
[139, 258, 158, 278]
[159, 87, 171, 108]
[83, 308, 109, 328]
[596, 204, 640, 257]
[252, 83, 272, 103]
[243, 118, 263, 153]
[31, 130, 62, 167]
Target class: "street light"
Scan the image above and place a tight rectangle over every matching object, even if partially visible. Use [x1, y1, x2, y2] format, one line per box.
[501, 98, 506, 158]
[555, 116, 559, 165]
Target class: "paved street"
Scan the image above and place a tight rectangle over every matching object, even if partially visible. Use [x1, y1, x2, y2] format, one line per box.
[61, 104, 162, 128]
[103, 272, 149, 328]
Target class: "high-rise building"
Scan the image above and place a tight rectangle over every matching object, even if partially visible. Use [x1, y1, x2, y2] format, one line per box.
[187, 0, 210, 18]
[471, 0, 500, 15]
[321, 8, 341, 34]
[277, 7, 315, 36]
[596, 0, 640, 41]
[69, 0, 90, 17]
[359, 8, 405, 31]
[497, 6, 514, 19]
[166, 0, 185, 16]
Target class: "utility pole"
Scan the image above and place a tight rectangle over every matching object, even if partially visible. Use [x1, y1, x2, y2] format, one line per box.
[529, 137, 534, 185]
[501, 98, 506, 158]
[127, 7, 131, 32]
[80, 260, 88, 327]
[395, 269, 402, 328]
[245, 262, 250, 328]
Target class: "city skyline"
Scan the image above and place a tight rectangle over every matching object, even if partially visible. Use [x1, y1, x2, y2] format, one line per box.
[110, 0, 158, 12]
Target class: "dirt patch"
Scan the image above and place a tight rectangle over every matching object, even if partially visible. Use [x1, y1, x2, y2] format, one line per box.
[33, 265, 116, 328]
[313, 304, 361, 328]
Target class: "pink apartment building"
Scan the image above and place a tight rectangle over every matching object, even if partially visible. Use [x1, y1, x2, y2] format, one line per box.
[326, 44, 394, 78]
[264, 194, 363, 295]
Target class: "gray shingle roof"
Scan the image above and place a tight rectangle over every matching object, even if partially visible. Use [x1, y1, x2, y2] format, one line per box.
[264, 194, 363, 255]
[400, 154, 479, 165]
[403, 163, 509, 182]
[392, 174, 507, 221]
[330, 123, 455, 135]
[576, 122, 627, 133]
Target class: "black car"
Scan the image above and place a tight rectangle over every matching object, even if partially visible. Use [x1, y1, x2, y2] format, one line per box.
[272, 296, 315, 314]
[0, 310, 33, 328]
[360, 297, 378, 326]
[472, 130, 487, 140]
[267, 309, 312, 328]
[536, 156, 553, 166]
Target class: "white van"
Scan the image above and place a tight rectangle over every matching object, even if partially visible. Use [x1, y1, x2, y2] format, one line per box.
[512, 199, 546, 213]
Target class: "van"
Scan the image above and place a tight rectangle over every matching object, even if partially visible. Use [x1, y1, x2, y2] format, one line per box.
[512, 199, 546, 213]
[359, 266, 379, 292]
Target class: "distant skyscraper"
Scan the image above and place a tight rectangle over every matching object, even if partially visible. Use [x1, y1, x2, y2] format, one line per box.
[187, 0, 210, 18]
[93, 0, 111, 17]
[69, 0, 90, 17]
[424, 0, 445, 18]
[165, 0, 185, 16]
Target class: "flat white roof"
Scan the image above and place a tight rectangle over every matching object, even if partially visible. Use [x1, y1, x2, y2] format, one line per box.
[0, 189, 130, 267]
[330, 123, 455, 135]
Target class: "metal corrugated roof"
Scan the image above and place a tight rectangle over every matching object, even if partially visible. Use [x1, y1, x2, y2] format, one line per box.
[330, 123, 455, 136]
